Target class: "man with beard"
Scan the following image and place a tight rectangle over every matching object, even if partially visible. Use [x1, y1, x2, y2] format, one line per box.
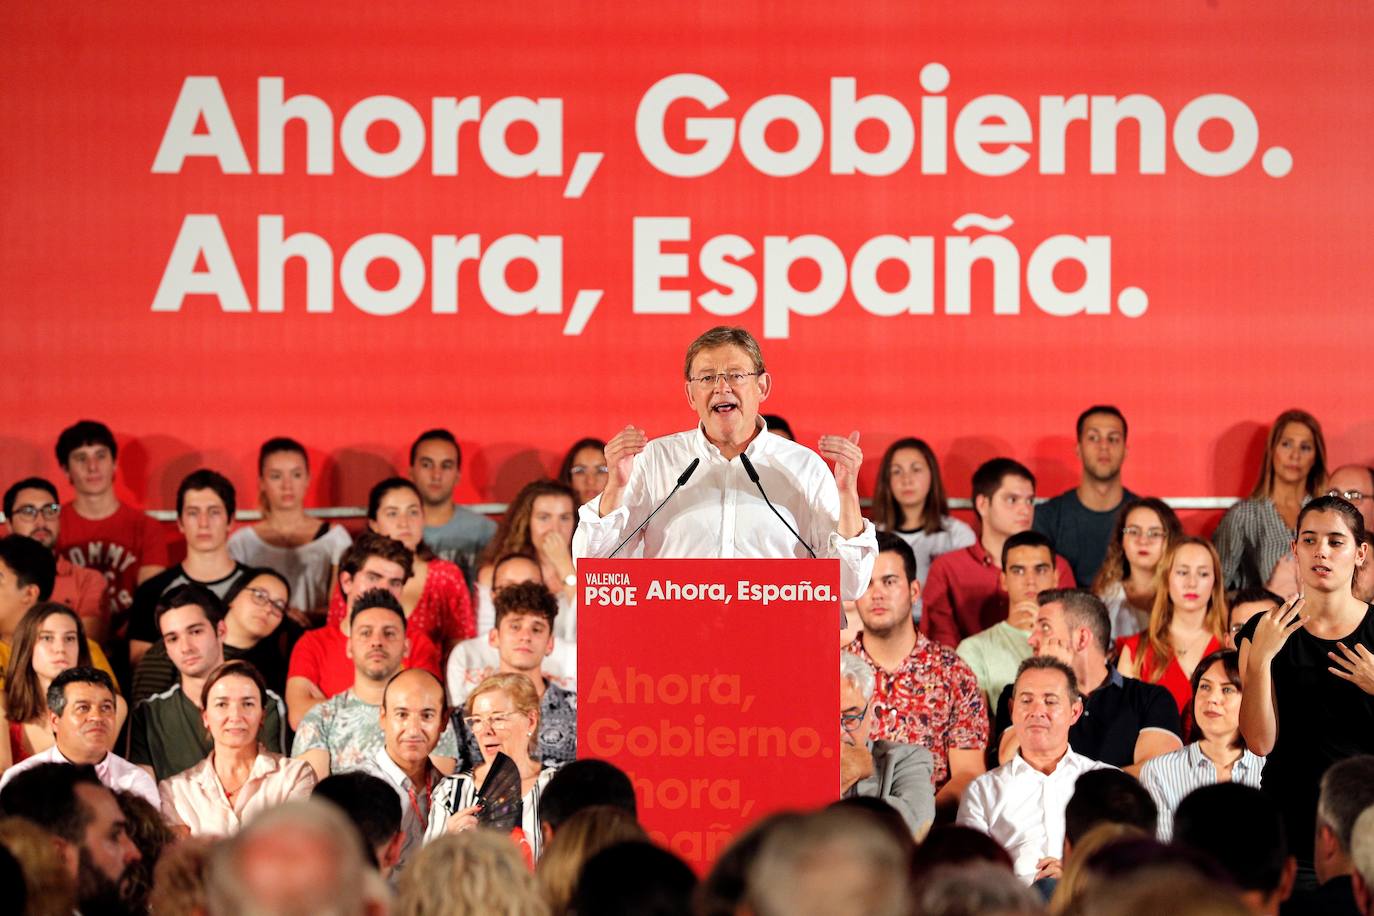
[1033, 406, 1135, 588]
[293, 589, 459, 779]
[3, 477, 105, 631]
[0, 762, 142, 915]
[845, 532, 988, 815]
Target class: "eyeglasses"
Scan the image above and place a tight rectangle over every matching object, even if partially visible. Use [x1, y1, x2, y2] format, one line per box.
[9, 503, 60, 522]
[462, 712, 520, 732]
[1122, 526, 1166, 541]
[243, 586, 288, 616]
[570, 464, 609, 476]
[840, 702, 870, 733]
[1329, 489, 1368, 504]
[688, 371, 760, 389]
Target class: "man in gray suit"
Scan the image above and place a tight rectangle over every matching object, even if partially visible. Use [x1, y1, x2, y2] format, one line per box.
[841, 651, 935, 838]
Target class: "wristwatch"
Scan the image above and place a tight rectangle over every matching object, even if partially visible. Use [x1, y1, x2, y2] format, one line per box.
[564, 573, 576, 587]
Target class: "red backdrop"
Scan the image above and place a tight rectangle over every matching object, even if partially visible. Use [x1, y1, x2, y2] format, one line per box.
[3, 2, 1372, 512]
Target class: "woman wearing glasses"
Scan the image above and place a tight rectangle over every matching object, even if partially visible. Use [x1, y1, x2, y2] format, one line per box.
[1091, 497, 1183, 640]
[1117, 537, 1228, 719]
[220, 568, 297, 696]
[558, 438, 609, 509]
[427, 673, 557, 860]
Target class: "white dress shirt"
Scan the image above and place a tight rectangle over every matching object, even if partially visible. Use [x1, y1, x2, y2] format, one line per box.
[573, 423, 877, 600]
[957, 748, 1114, 882]
[0, 744, 159, 808]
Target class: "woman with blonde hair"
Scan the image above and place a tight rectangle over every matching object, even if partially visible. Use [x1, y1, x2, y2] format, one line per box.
[427, 673, 559, 860]
[399, 829, 549, 916]
[1214, 409, 1327, 592]
[1118, 537, 1227, 717]
[1092, 497, 1183, 640]
[1048, 822, 1147, 916]
[537, 805, 647, 914]
[0, 816, 72, 916]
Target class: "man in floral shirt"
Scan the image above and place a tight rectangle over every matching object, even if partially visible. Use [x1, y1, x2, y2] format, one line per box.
[846, 531, 989, 815]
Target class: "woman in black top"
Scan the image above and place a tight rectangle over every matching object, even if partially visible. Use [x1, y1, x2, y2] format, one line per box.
[1238, 495, 1374, 876]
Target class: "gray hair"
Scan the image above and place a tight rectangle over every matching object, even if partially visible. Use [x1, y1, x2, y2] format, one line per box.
[840, 653, 875, 703]
[204, 800, 371, 916]
[1317, 755, 1374, 854]
[913, 863, 1040, 916]
[1353, 806, 1374, 890]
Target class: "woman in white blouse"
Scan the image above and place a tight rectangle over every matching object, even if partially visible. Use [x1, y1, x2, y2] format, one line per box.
[1139, 649, 1264, 840]
[159, 660, 316, 836]
[426, 673, 557, 860]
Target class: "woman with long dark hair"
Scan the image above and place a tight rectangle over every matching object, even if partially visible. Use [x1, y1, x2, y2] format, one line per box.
[869, 438, 973, 584]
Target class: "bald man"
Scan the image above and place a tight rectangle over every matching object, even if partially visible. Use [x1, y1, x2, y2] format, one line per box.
[1328, 465, 1374, 532]
[353, 668, 449, 876]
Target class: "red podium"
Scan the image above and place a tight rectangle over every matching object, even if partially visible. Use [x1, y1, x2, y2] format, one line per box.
[578, 558, 840, 871]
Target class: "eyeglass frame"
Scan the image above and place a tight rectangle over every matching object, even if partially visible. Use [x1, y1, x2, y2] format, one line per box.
[8, 503, 61, 522]
[570, 464, 610, 476]
[1122, 525, 1167, 541]
[840, 700, 870, 734]
[687, 371, 761, 389]
[1328, 488, 1368, 504]
[242, 586, 289, 616]
[461, 711, 525, 733]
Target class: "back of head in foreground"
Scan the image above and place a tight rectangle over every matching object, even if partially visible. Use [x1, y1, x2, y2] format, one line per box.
[538, 758, 638, 840]
[397, 830, 548, 916]
[746, 807, 910, 916]
[1063, 769, 1158, 855]
[1075, 864, 1251, 916]
[203, 800, 374, 916]
[569, 840, 696, 916]
[536, 805, 647, 915]
[911, 861, 1040, 916]
[1172, 782, 1294, 909]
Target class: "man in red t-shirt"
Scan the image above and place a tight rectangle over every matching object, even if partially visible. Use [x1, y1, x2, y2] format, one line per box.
[51, 420, 168, 639]
[3, 477, 106, 638]
[286, 531, 412, 729]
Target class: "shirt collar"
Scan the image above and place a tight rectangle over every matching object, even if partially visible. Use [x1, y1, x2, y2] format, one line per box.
[968, 542, 995, 566]
[693, 418, 768, 463]
[51, 744, 111, 777]
[372, 746, 435, 790]
[1010, 746, 1077, 777]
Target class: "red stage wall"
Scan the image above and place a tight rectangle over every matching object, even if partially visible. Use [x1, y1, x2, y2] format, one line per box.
[3, 2, 1372, 511]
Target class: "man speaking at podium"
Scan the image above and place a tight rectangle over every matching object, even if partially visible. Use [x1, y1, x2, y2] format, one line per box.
[572, 326, 877, 601]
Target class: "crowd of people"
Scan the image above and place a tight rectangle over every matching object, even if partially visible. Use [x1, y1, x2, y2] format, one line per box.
[1, 324, 1373, 915]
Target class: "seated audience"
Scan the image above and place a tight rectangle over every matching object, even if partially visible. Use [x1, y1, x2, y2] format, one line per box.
[475, 479, 578, 641]
[745, 807, 908, 916]
[51, 419, 169, 647]
[558, 437, 609, 509]
[128, 469, 250, 675]
[959, 656, 1112, 885]
[450, 581, 576, 769]
[537, 757, 637, 848]
[1034, 405, 1136, 587]
[228, 437, 352, 623]
[448, 551, 576, 700]
[956, 530, 1057, 716]
[0, 763, 142, 915]
[203, 799, 374, 916]
[995, 589, 1182, 774]
[1227, 586, 1282, 649]
[0, 539, 118, 687]
[1352, 807, 1374, 916]
[536, 805, 647, 915]
[1327, 465, 1374, 531]
[571, 841, 696, 916]
[1062, 769, 1157, 859]
[1, 604, 126, 769]
[869, 437, 975, 585]
[293, 589, 459, 778]
[219, 567, 297, 695]
[129, 584, 287, 781]
[1049, 822, 1149, 916]
[410, 428, 497, 583]
[1237, 496, 1374, 876]
[398, 830, 549, 916]
[3, 478, 104, 636]
[1092, 496, 1183, 639]
[351, 668, 450, 877]
[1285, 755, 1374, 916]
[114, 788, 177, 912]
[923, 458, 1073, 647]
[696, 813, 808, 916]
[1174, 783, 1296, 915]
[846, 532, 988, 811]
[0, 666, 153, 805]
[148, 836, 215, 916]
[1214, 408, 1326, 593]
[1118, 537, 1228, 718]
[426, 672, 558, 860]
[839, 651, 935, 838]
[159, 660, 316, 836]
[323, 477, 475, 681]
[1139, 649, 1263, 840]
[285, 531, 412, 728]
[313, 770, 405, 876]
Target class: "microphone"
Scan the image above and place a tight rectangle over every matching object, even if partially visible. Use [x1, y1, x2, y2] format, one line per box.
[738, 452, 817, 558]
[608, 458, 700, 558]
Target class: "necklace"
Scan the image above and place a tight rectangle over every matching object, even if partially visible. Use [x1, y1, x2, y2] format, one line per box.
[1172, 628, 1212, 660]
